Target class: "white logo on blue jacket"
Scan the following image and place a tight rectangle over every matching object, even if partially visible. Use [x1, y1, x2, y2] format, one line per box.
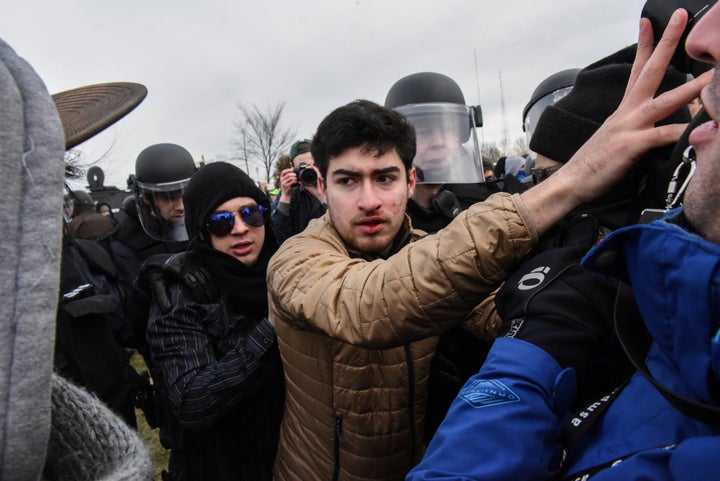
[459, 379, 521, 408]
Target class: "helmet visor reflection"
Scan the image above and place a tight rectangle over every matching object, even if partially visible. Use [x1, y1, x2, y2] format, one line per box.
[396, 103, 484, 184]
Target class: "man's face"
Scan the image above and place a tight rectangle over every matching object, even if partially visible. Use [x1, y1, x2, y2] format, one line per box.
[319, 146, 416, 256]
[292, 151, 324, 199]
[292, 152, 314, 170]
[413, 120, 462, 178]
[683, 4, 720, 244]
[209, 196, 266, 266]
[152, 191, 185, 222]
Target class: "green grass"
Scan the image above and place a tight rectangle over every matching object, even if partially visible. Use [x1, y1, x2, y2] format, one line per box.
[130, 351, 170, 481]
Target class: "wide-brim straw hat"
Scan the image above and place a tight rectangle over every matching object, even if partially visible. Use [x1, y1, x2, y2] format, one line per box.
[52, 82, 147, 150]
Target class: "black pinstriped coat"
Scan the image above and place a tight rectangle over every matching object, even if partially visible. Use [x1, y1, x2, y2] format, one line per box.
[147, 256, 285, 481]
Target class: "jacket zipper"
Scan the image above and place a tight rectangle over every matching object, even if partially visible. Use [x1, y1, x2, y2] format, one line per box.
[404, 344, 417, 468]
[332, 349, 416, 479]
[332, 416, 342, 481]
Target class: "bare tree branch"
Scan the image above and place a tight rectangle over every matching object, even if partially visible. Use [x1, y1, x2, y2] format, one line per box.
[232, 101, 295, 182]
[64, 150, 85, 179]
[512, 136, 529, 156]
[481, 141, 503, 164]
[271, 154, 292, 189]
[63, 141, 115, 180]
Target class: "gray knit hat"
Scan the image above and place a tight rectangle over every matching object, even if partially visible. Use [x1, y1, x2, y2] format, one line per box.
[0, 37, 66, 481]
[0, 37, 151, 480]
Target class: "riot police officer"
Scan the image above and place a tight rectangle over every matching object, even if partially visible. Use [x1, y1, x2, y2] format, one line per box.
[102, 143, 196, 349]
[385, 72, 489, 233]
[131, 143, 196, 243]
[522, 68, 580, 145]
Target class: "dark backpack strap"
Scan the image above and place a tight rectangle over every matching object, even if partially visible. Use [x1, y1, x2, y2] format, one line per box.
[74, 237, 118, 279]
[615, 299, 720, 425]
[561, 380, 629, 457]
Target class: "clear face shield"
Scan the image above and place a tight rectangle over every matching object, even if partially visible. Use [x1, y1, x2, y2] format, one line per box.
[133, 178, 190, 242]
[395, 103, 484, 184]
[62, 193, 75, 223]
[523, 86, 574, 146]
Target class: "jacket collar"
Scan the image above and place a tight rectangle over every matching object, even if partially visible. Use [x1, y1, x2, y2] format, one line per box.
[583, 208, 720, 401]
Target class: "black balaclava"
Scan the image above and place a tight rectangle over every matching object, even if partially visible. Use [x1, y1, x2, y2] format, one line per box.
[183, 161, 271, 245]
[182, 161, 275, 316]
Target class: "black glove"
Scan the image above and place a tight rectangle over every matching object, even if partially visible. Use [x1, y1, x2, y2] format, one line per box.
[138, 252, 218, 313]
[137, 254, 174, 313]
[495, 243, 619, 373]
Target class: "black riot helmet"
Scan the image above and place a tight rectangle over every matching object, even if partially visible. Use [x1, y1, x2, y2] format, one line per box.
[135, 143, 196, 184]
[642, 0, 716, 77]
[523, 68, 580, 143]
[131, 143, 197, 241]
[384, 72, 484, 184]
[385, 72, 468, 108]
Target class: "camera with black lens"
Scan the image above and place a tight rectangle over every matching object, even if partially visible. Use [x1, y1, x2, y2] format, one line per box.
[642, 0, 716, 76]
[293, 162, 318, 187]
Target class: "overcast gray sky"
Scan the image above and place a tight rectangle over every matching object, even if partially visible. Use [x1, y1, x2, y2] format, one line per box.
[4, 0, 647, 187]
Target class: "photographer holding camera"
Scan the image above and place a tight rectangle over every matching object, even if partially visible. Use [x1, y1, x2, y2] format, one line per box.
[271, 139, 327, 243]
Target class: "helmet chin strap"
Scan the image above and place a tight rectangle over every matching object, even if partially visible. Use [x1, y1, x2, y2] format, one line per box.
[613, 286, 720, 425]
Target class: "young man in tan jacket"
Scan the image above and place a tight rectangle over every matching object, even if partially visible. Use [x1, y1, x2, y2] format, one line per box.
[267, 21, 708, 479]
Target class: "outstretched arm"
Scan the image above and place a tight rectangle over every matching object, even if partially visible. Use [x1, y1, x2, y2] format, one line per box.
[521, 9, 712, 237]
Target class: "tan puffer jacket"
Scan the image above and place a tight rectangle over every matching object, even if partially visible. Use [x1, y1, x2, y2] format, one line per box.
[268, 193, 536, 481]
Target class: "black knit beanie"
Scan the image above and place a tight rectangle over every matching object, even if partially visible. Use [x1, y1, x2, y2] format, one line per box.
[530, 44, 691, 227]
[183, 161, 270, 243]
[530, 45, 689, 164]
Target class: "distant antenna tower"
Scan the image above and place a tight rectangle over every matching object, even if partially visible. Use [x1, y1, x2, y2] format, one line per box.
[473, 49, 484, 144]
[498, 69, 510, 151]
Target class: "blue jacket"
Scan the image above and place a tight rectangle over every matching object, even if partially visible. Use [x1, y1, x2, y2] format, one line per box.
[407, 210, 720, 480]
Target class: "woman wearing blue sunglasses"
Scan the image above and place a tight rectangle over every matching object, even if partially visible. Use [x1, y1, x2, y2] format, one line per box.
[146, 161, 284, 481]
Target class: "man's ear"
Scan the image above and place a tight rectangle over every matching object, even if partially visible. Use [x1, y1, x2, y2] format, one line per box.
[317, 175, 327, 204]
[407, 167, 417, 198]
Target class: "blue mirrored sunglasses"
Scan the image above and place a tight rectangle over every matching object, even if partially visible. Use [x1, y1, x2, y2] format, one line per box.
[206, 205, 266, 237]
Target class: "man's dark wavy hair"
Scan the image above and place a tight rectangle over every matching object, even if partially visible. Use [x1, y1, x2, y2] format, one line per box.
[311, 99, 416, 180]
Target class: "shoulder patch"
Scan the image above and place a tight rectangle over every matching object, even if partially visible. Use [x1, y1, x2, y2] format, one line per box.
[459, 379, 521, 408]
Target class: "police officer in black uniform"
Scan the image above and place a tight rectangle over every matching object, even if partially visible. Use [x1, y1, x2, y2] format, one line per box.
[102, 143, 196, 349]
[384, 72, 492, 233]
